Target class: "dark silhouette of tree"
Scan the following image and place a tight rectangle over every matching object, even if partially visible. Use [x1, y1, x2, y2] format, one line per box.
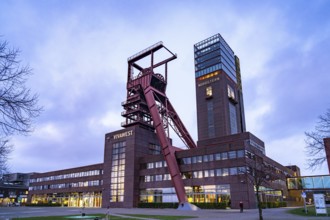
[305, 109, 330, 170]
[0, 139, 12, 174]
[244, 149, 284, 220]
[0, 39, 42, 173]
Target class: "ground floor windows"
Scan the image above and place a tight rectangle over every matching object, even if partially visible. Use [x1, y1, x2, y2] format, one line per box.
[30, 192, 102, 207]
[139, 185, 230, 204]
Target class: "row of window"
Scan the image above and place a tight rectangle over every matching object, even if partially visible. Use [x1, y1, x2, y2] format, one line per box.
[140, 185, 230, 203]
[144, 174, 171, 182]
[145, 161, 167, 169]
[142, 166, 246, 183]
[29, 180, 102, 191]
[180, 149, 245, 165]
[195, 35, 221, 50]
[182, 166, 246, 179]
[30, 170, 103, 183]
[195, 63, 237, 83]
[143, 150, 247, 170]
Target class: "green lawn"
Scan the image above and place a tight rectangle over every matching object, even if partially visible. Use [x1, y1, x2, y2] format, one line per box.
[287, 206, 330, 217]
[13, 213, 197, 220]
[121, 214, 197, 220]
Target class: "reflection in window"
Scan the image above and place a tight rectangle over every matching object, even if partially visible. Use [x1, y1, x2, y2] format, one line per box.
[323, 176, 330, 188]
[149, 144, 161, 155]
[228, 151, 236, 159]
[313, 177, 323, 188]
[302, 177, 313, 189]
[229, 102, 238, 134]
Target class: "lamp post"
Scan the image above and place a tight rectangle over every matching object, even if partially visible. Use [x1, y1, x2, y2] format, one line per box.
[301, 191, 307, 214]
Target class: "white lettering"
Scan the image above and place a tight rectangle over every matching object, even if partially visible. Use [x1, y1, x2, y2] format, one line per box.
[198, 77, 220, 87]
[113, 130, 133, 139]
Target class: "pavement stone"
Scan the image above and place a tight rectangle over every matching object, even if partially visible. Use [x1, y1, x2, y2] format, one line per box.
[0, 206, 329, 220]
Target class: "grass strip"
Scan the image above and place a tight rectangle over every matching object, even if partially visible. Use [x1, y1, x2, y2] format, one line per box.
[287, 206, 330, 217]
[121, 214, 198, 220]
[12, 213, 197, 220]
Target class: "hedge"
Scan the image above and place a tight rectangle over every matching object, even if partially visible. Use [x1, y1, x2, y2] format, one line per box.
[25, 203, 62, 207]
[138, 202, 227, 209]
[260, 201, 287, 209]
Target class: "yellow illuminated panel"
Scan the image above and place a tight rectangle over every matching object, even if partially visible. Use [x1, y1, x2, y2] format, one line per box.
[197, 71, 220, 81]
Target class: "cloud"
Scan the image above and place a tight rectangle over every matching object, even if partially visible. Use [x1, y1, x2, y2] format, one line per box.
[2, 0, 330, 177]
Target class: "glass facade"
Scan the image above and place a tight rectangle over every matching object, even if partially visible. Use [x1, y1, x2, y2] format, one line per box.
[29, 170, 102, 183]
[140, 185, 230, 204]
[110, 141, 126, 202]
[30, 192, 102, 207]
[29, 180, 101, 191]
[288, 175, 330, 190]
[229, 102, 238, 134]
[194, 33, 236, 82]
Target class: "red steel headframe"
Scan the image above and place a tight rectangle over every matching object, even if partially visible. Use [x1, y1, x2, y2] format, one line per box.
[126, 42, 197, 204]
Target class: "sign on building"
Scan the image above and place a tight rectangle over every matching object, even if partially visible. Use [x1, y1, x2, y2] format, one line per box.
[313, 194, 328, 216]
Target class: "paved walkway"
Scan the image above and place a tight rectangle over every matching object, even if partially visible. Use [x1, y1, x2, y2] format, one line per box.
[0, 206, 329, 220]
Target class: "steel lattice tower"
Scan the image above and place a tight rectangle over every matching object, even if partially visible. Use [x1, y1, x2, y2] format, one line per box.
[121, 42, 198, 209]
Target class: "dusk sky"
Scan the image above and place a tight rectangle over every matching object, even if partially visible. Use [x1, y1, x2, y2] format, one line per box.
[1, 0, 330, 176]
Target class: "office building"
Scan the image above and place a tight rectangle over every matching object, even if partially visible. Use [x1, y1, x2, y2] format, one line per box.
[28, 34, 295, 209]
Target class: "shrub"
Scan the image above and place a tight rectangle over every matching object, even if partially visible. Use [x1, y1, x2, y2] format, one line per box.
[259, 201, 287, 209]
[138, 202, 227, 209]
[26, 203, 61, 207]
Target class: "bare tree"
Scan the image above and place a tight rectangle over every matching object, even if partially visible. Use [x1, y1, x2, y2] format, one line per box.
[305, 109, 330, 170]
[0, 138, 12, 175]
[244, 149, 283, 220]
[0, 39, 42, 172]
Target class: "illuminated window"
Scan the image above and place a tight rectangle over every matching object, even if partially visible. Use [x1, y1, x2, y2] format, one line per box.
[110, 141, 126, 202]
[227, 85, 235, 100]
[206, 86, 213, 97]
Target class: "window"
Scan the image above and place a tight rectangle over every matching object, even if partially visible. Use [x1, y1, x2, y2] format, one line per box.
[229, 102, 238, 134]
[229, 167, 237, 175]
[204, 170, 209, 178]
[228, 151, 236, 159]
[237, 150, 244, 158]
[238, 166, 246, 174]
[206, 86, 213, 97]
[163, 174, 171, 181]
[155, 175, 162, 181]
[155, 161, 162, 168]
[216, 169, 222, 176]
[149, 144, 161, 155]
[221, 152, 228, 160]
[207, 101, 215, 138]
[222, 168, 229, 176]
[215, 153, 221, 160]
[147, 163, 154, 169]
[182, 157, 191, 164]
[227, 85, 235, 100]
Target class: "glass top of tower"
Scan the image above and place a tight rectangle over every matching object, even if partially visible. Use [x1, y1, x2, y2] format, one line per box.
[194, 34, 237, 82]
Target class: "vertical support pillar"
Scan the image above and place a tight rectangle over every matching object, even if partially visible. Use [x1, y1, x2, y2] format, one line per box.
[143, 86, 187, 204]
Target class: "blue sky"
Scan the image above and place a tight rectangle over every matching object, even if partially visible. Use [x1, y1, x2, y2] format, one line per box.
[1, 0, 330, 176]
